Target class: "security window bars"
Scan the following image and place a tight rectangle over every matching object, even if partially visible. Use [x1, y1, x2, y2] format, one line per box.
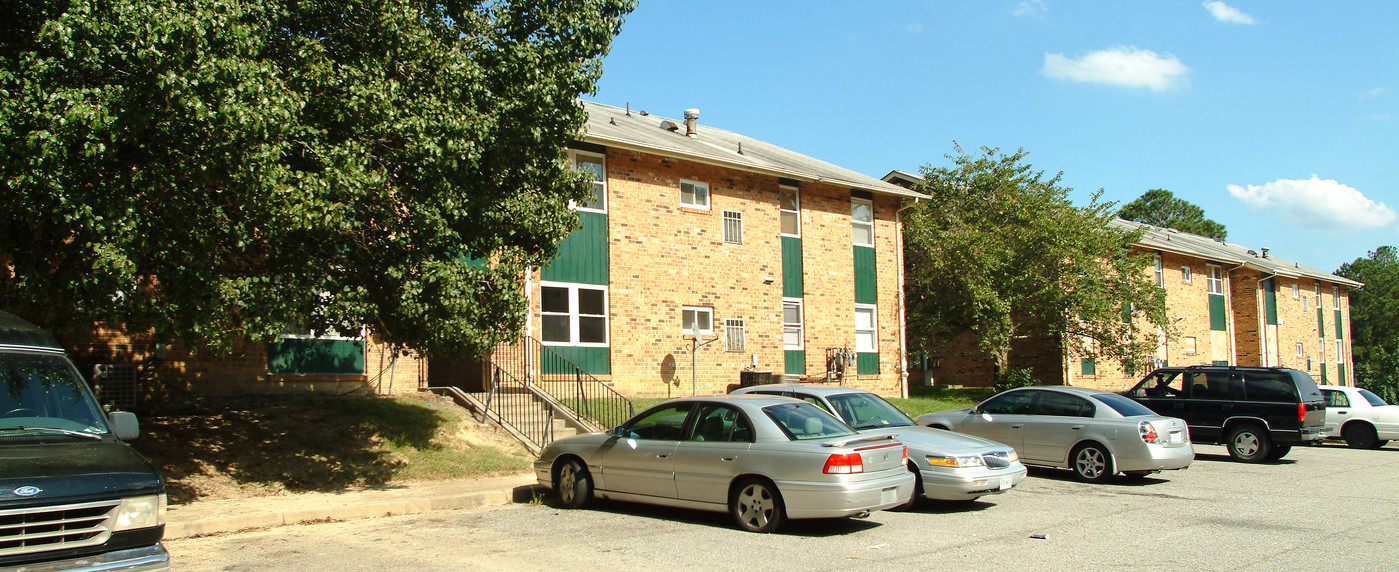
[723, 211, 743, 244]
[681, 180, 710, 209]
[725, 319, 746, 352]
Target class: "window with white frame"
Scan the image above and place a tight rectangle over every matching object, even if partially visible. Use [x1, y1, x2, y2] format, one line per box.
[1154, 256, 1163, 287]
[722, 210, 743, 244]
[1333, 286, 1340, 310]
[1207, 265, 1224, 295]
[855, 305, 877, 353]
[682, 306, 713, 336]
[725, 319, 746, 352]
[1291, 283, 1299, 298]
[1295, 343, 1304, 357]
[1303, 295, 1309, 312]
[1182, 265, 1192, 284]
[783, 299, 803, 350]
[540, 283, 608, 346]
[1336, 339, 1343, 364]
[851, 198, 874, 247]
[779, 187, 800, 237]
[570, 151, 606, 213]
[1319, 338, 1325, 362]
[680, 180, 710, 209]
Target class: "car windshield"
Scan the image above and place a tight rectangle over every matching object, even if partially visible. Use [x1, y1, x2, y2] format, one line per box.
[1358, 389, 1388, 407]
[1091, 393, 1159, 417]
[827, 392, 915, 429]
[763, 402, 857, 440]
[1, 352, 109, 434]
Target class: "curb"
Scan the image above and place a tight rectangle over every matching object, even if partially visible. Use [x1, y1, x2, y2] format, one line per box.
[165, 484, 547, 539]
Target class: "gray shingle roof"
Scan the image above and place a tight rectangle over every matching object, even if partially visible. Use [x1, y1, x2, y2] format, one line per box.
[1111, 218, 1361, 288]
[580, 101, 928, 200]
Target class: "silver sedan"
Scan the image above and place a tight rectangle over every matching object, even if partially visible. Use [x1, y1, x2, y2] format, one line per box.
[732, 384, 1026, 504]
[534, 395, 915, 533]
[915, 386, 1194, 483]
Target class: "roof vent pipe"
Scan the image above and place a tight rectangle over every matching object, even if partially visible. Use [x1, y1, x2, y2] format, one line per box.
[1261, 247, 1270, 259]
[684, 108, 700, 138]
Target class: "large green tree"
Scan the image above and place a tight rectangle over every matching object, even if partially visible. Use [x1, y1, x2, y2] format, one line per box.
[904, 147, 1170, 379]
[0, 0, 633, 356]
[1336, 246, 1399, 402]
[1117, 188, 1228, 241]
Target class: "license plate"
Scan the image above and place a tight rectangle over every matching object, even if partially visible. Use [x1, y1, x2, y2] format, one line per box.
[999, 476, 1013, 490]
[881, 487, 898, 504]
[1170, 431, 1184, 444]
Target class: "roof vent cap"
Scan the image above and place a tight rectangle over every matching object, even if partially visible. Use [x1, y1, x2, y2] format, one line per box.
[683, 108, 700, 138]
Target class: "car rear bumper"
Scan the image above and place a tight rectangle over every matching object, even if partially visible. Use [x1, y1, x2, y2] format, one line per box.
[919, 464, 1027, 500]
[1115, 443, 1195, 473]
[774, 471, 915, 519]
[10, 544, 170, 572]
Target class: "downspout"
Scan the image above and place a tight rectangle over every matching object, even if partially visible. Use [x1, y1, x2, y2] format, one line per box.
[895, 198, 922, 399]
[524, 266, 534, 386]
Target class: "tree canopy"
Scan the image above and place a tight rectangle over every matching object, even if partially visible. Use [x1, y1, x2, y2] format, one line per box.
[0, 0, 634, 356]
[1117, 188, 1228, 241]
[1337, 246, 1399, 402]
[903, 147, 1169, 379]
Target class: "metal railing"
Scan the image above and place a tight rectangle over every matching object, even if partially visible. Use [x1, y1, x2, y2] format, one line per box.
[477, 366, 554, 455]
[488, 336, 635, 432]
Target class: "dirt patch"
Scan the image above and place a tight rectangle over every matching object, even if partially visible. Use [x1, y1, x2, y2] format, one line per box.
[129, 392, 532, 505]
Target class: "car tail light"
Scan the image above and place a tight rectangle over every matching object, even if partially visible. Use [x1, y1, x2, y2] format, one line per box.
[903, 445, 909, 466]
[1139, 421, 1160, 444]
[823, 453, 864, 474]
[1298, 402, 1307, 423]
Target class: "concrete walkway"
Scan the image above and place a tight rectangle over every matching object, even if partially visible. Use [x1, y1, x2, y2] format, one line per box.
[164, 473, 544, 539]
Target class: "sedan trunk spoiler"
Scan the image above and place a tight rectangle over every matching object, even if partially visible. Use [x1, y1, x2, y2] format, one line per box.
[822, 433, 897, 448]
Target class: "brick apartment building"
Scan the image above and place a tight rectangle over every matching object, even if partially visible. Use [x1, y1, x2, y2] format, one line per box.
[883, 171, 1359, 391]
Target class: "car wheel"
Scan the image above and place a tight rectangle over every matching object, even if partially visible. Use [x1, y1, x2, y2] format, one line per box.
[556, 458, 592, 509]
[1342, 423, 1379, 449]
[1372, 440, 1390, 449]
[898, 467, 923, 510]
[1070, 443, 1114, 483]
[1265, 444, 1292, 460]
[1226, 425, 1272, 462]
[731, 478, 784, 533]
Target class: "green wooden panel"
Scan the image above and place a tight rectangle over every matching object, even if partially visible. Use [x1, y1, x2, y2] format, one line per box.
[1320, 363, 1327, 383]
[857, 352, 879, 375]
[785, 350, 805, 375]
[854, 246, 877, 305]
[1318, 307, 1325, 338]
[541, 346, 610, 376]
[1209, 294, 1227, 331]
[1338, 363, 1346, 383]
[1212, 360, 1229, 366]
[782, 236, 804, 298]
[1263, 279, 1278, 325]
[268, 339, 365, 375]
[542, 211, 609, 285]
[1081, 358, 1095, 376]
[1335, 310, 1343, 339]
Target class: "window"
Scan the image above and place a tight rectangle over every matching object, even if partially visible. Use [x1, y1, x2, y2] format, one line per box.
[1319, 338, 1325, 361]
[1323, 390, 1350, 408]
[622, 404, 692, 441]
[1081, 358, 1096, 376]
[854, 305, 877, 352]
[783, 299, 804, 350]
[1295, 343, 1304, 357]
[779, 187, 800, 237]
[570, 151, 606, 212]
[680, 180, 710, 209]
[1182, 266, 1192, 284]
[1303, 295, 1309, 312]
[980, 390, 1035, 415]
[1243, 372, 1296, 402]
[722, 211, 743, 244]
[724, 319, 746, 352]
[1035, 391, 1094, 418]
[688, 404, 753, 443]
[1291, 283, 1300, 298]
[1183, 336, 1197, 355]
[1333, 286, 1340, 310]
[540, 283, 608, 346]
[1336, 339, 1343, 363]
[851, 198, 874, 246]
[682, 306, 713, 336]
[1154, 256, 1163, 287]
[1207, 265, 1224, 295]
[1315, 284, 1322, 304]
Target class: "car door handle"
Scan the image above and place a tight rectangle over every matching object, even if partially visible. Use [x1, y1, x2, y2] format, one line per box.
[656, 454, 669, 459]
[1010, 424, 1022, 429]
[1070, 425, 1084, 430]
[1337, 411, 1348, 415]
[721, 457, 736, 462]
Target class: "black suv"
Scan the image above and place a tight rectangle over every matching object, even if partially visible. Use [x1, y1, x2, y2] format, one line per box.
[1, 311, 169, 570]
[1124, 366, 1326, 462]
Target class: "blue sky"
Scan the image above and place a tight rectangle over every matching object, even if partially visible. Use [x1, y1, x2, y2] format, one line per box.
[587, 1, 1398, 274]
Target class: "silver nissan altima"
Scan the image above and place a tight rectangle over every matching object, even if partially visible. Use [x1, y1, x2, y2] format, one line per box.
[534, 395, 915, 533]
[732, 384, 1027, 504]
[915, 386, 1194, 483]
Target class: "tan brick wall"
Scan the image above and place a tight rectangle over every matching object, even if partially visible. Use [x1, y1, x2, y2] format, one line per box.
[529, 147, 907, 397]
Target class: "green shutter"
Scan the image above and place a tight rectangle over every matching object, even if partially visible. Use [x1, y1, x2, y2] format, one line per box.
[1335, 310, 1343, 339]
[1212, 360, 1229, 366]
[1263, 279, 1278, 326]
[785, 350, 805, 375]
[854, 246, 877, 304]
[542, 211, 609, 285]
[857, 352, 879, 375]
[1209, 294, 1227, 331]
[1320, 363, 1327, 382]
[1081, 358, 1095, 376]
[540, 346, 610, 375]
[1338, 363, 1346, 383]
[782, 236, 804, 298]
[268, 339, 365, 375]
[1318, 307, 1326, 338]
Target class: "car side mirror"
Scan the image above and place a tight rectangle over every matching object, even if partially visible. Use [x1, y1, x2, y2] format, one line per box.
[611, 426, 627, 438]
[109, 411, 139, 440]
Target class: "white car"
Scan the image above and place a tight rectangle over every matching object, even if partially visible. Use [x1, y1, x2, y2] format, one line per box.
[1318, 385, 1399, 449]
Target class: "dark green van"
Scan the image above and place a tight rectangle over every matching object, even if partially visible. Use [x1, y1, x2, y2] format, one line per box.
[0, 311, 169, 571]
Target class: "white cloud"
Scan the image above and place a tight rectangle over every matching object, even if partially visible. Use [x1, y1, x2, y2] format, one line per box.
[905, 20, 924, 33]
[1203, 2, 1255, 25]
[1014, 1, 1049, 18]
[1359, 87, 1388, 100]
[1365, 113, 1393, 123]
[1041, 47, 1190, 91]
[1227, 176, 1396, 230]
